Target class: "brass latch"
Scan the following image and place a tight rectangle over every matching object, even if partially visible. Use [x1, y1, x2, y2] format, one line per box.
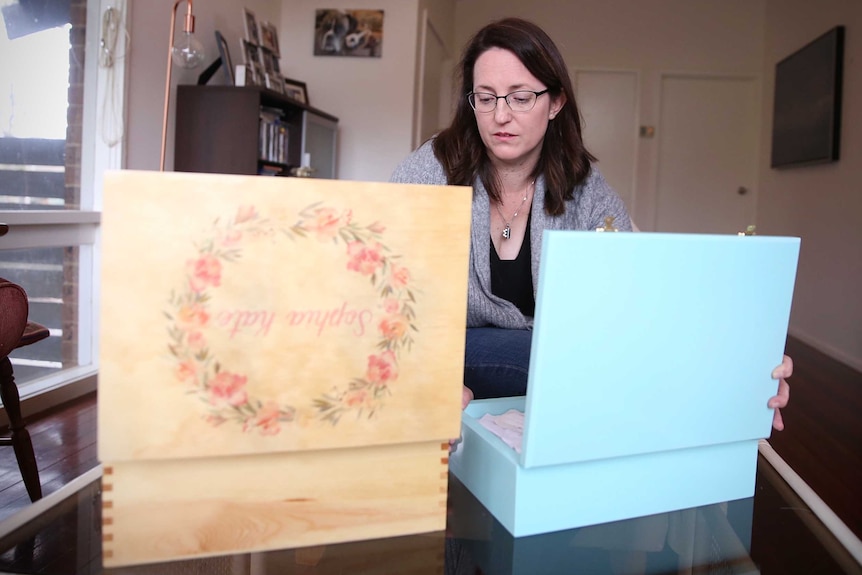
[596, 216, 618, 232]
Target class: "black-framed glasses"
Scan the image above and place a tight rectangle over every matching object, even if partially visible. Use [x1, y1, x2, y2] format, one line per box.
[467, 89, 549, 113]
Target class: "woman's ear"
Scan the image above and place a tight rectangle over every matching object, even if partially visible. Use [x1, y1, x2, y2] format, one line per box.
[549, 93, 567, 119]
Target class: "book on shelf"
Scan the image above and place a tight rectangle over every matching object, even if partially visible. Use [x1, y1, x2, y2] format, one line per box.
[258, 106, 289, 165]
[258, 164, 285, 176]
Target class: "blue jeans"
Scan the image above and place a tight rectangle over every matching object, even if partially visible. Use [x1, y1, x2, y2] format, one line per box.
[464, 327, 532, 399]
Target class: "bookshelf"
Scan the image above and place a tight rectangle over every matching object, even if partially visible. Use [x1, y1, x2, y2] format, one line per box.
[174, 85, 338, 177]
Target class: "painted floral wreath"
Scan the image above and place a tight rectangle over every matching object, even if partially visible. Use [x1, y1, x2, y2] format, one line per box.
[165, 203, 418, 435]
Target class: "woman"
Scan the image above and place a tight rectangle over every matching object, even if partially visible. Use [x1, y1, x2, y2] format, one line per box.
[391, 18, 791, 429]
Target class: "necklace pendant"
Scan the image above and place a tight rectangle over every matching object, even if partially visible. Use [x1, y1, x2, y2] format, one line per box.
[502, 224, 511, 240]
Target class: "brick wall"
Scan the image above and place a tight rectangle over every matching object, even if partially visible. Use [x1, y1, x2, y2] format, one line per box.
[63, 0, 87, 367]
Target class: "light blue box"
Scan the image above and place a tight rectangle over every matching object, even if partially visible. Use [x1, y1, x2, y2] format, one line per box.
[449, 231, 800, 537]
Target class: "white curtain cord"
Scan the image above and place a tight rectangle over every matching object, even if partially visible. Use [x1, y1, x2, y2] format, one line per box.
[98, 1, 128, 147]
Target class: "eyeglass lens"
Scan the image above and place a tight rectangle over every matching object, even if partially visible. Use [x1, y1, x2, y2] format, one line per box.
[469, 91, 540, 112]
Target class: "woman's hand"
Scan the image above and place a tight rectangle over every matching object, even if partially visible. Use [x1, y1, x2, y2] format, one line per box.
[768, 355, 793, 431]
[449, 386, 475, 452]
[461, 385, 474, 410]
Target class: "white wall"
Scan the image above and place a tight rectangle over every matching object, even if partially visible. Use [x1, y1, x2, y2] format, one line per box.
[278, 0, 421, 183]
[758, 0, 862, 370]
[125, 0, 282, 171]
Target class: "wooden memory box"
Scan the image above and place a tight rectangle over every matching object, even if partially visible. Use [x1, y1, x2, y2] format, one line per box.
[449, 231, 800, 538]
[97, 171, 472, 567]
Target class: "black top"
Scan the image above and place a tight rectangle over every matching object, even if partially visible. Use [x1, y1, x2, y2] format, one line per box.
[490, 216, 535, 318]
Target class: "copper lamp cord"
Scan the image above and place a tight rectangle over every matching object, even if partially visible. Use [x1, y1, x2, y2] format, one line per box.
[160, 0, 195, 171]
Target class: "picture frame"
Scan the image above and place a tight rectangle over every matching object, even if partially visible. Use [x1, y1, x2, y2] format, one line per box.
[260, 21, 280, 57]
[261, 50, 276, 76]
[282, 78, 308, 105]
[241, 39, 260, 68]
[252, 63, 265, 87]
[265, 73, 284, 95]
[242, 7, 260, 45]
[214, 30, 234, 85]
[313, 9, 384, 58]
[240, 40, 264, 87]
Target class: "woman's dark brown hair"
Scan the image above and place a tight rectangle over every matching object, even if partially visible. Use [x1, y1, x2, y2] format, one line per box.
[433, 18, 594, 216]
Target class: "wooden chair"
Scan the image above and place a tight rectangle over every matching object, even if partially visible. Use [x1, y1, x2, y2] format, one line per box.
[0, 277, 50, 501]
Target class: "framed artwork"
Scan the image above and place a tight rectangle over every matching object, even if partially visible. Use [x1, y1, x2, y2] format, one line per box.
[241, 39, 259, 67]
[261, 50, 276, 75]
[214, 31, 234, 85]
[283, 78, 308, 105]
[253, 63, 265, 86]
[313, 9, 384, 57]
[260, 21, 280, 57]
[239, 63, 260, 87]
[242, 7, 260, 45]
[265, 73, 284, 94]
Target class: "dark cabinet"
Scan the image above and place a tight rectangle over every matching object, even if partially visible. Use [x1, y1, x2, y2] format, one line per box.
[174, 85, 338, 176]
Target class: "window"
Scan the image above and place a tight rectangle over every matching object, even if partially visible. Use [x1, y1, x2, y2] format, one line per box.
[1, 0, 122, 399]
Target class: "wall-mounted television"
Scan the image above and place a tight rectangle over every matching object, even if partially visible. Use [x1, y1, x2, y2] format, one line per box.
[770, 26, 844, 169]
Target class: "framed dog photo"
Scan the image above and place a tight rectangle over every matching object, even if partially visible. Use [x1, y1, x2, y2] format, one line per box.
[242, 7, 261, 45]
[283, 78, 308, 105]
[314, 9, 384, 57]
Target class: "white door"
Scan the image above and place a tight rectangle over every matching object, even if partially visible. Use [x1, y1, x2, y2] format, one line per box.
[574, 70, 639, 214]
[655, 75, 759, 233]
[414, 11, 450, 148]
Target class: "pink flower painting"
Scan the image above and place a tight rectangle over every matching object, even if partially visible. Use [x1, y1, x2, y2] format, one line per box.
[168, 201, 418, 431]
[186, 331, 206, 351]
[220, 229, 243, 247]
[175, 360, 197, 382]
[310, 207, 352, 242]
[187, 255, 222, 293]
[383, 298, 401, 314]
[366, 351, 398, 386]
[389, 263, 411, 289]
[244, 401, 283, 435]
[178, 304, 210, 329]
[346, 241, 384, 276]
[344, 389, 369, 407]
[379, 314, 409, 341]
[209, 372, 249, 407]
[235, 205, 258, 224]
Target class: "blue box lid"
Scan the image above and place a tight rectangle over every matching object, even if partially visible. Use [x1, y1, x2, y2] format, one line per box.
[520, 232, 800, 469]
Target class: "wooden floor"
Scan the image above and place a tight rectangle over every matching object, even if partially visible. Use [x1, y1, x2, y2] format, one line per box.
[0, 392, 98, 524]
[0, 334, 858, 550]
[771, 336, 862, 539]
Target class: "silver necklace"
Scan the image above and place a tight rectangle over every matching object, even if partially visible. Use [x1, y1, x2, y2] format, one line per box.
[494, 180, 534, 240]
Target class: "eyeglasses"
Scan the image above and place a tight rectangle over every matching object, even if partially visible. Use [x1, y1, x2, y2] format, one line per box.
[467, 89, 549, 113]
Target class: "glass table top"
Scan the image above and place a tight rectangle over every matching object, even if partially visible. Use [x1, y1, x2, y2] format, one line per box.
[0, 451, 859, 574]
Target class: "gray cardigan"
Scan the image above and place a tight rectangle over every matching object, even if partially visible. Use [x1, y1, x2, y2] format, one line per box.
[390, 140, 631, 329]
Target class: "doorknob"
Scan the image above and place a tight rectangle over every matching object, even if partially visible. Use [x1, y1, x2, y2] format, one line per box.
[737, 186, 748, 195]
